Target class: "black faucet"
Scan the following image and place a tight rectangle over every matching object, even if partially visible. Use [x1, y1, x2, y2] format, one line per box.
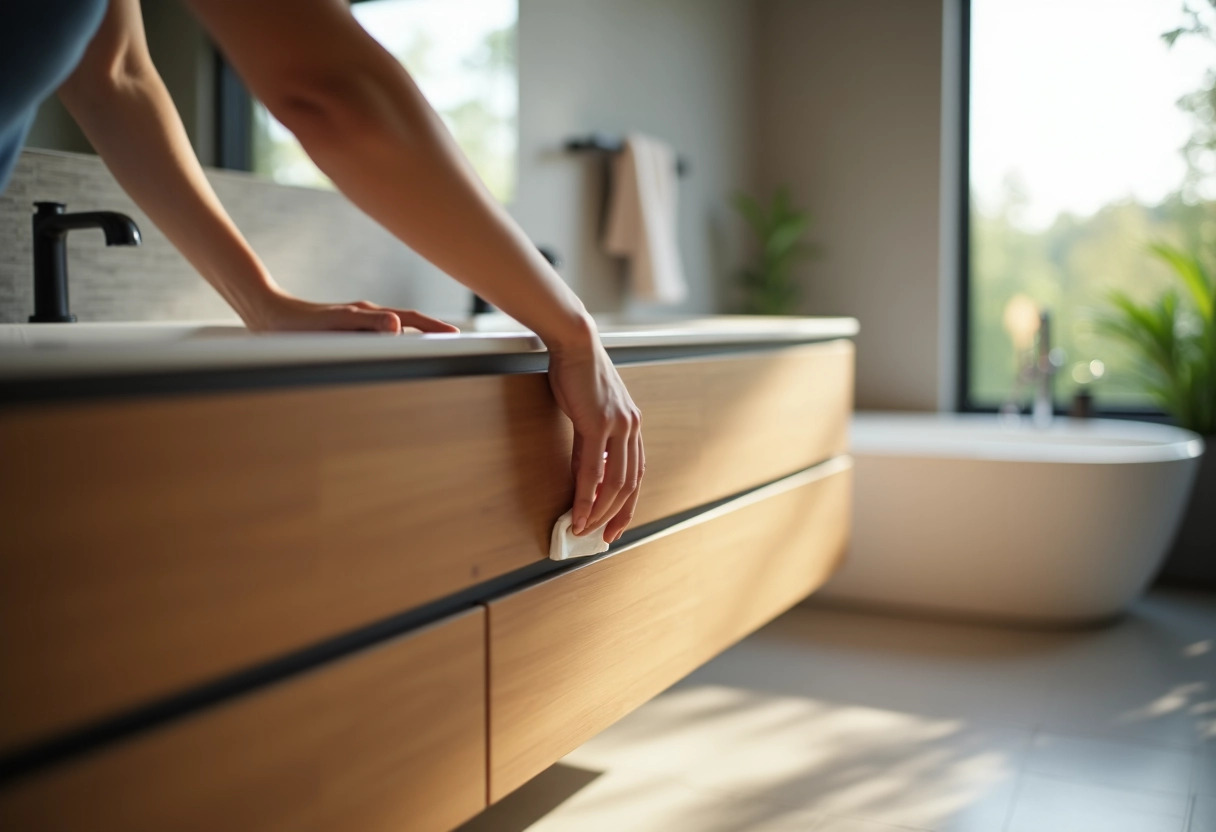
[30, 201, 142, 323]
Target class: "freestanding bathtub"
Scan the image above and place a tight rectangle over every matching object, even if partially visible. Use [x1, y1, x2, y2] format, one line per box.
[819, 412, 1205, 625]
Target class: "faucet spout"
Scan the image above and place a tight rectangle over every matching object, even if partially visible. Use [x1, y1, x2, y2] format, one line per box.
[1032, 310, 1055, 428]
[30, 202, 142, 323]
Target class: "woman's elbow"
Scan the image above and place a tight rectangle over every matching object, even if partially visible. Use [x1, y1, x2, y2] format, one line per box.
[61, 42, 157, 103]
[264, 67, 416, 150]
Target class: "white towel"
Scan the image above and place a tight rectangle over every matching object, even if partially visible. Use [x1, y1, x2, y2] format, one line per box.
[602, 134, 688, 304]
[549, 510, 612, 561]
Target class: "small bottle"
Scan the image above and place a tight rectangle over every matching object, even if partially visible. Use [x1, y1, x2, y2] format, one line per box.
[1070, 386, 1094, 419]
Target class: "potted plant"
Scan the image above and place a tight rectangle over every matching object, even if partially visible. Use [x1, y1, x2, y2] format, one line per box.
[1098, 242, 1216, 585]
[732, 188, 818, 315]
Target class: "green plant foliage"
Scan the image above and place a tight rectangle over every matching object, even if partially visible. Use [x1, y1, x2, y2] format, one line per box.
[1096, 243, 1216, 434]
[732, 188, 818, 315]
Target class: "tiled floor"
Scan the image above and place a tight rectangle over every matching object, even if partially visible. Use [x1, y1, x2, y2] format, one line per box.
[458, 590, 1216, 832]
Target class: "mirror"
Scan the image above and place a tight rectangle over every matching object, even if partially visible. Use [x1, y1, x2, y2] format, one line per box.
[253, 0, 517, 200]
[24, 0, 519, 202]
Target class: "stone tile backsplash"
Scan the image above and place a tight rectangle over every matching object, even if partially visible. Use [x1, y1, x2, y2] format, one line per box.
[0, 149, 469, 325]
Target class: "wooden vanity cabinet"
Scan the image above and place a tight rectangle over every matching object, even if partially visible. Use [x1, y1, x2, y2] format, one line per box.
[0, 609, 488, 832]
[0, 338, 855, 832]
[0, 340, 852, 751]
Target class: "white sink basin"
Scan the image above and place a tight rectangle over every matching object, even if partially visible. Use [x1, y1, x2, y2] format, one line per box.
[0, 322, 251, 348]
[0, 316, 859, 380]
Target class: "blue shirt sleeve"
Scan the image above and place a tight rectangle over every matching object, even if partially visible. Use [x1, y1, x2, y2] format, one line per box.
[0, 0, 110, 193]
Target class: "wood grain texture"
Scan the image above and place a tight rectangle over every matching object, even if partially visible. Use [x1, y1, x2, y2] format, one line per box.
[0, 341, 851, 750]
[486, 461, 853, 801]
[0, 609, 487, 832]
[622, 340, 853, 526]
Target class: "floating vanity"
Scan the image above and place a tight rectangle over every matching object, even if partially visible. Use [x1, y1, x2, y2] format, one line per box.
[0, 315, 856, 831]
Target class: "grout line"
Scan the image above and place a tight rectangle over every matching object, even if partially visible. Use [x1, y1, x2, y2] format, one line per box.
[1184, 793, 1197, 832]
[1018, 725, 1195, 800]
[999, 727, 1040, 832]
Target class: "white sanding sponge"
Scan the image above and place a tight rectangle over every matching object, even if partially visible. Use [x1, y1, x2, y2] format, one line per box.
[549, 510, 612, 561]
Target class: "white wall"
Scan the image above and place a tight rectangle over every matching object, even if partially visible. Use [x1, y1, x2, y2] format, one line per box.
[756, 0, 946, 410]
[512, 0, 756, 314]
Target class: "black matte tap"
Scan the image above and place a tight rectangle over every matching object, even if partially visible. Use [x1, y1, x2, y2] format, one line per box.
[30, 201, 142, 323]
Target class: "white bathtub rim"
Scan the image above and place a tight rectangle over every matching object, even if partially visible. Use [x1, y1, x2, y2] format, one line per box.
[851, 412, 1204, 465]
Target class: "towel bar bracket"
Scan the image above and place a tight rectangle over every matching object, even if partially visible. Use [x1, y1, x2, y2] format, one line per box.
[564, 133, 689, 177]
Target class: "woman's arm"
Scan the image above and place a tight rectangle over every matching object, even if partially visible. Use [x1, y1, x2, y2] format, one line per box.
[57, 0, 457, 334]
[186, 0, 643, 540]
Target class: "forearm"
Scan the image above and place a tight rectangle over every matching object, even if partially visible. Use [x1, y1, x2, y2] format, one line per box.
[289, 71, 592, 347]
[58, 57, 278, 325]
[189, 0, 594, 349]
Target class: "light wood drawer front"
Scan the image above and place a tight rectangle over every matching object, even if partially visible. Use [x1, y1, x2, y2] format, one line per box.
[0, 609, 487, 832]
[622, 339, 853, 526]
[0, 341, 850, 751]
[486, 459, 853, 801]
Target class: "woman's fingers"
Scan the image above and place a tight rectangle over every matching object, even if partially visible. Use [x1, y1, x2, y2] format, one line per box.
[353, 301, 460, 333]
[585, 432, 627, 533]
[572, 431, 607, 534]
[594, 426, 641, 538]
[585, 401, 644, 533]
[326, 305, 402, 332]
[603, 432, 643, 542]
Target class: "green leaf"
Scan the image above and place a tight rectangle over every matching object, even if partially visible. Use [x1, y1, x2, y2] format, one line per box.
[765, 214, 811, 261]
[731, 192, 767, 239]
[733, 187, 816, 315]
[1149, 242, 1214, 322]
[771, 187, 791, 222]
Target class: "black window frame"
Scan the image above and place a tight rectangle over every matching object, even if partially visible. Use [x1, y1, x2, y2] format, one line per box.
[213, 0, 371, 173]
[955, 0, 1168, 421]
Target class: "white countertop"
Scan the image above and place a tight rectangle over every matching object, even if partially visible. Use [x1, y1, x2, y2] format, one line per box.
[0, 315, 858, 381]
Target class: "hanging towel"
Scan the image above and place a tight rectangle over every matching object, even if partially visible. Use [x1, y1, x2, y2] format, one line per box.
[602, 134, 688, 304]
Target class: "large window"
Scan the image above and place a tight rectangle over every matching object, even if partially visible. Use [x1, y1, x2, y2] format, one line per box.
[247, 0, 517, 202]
[965, 0, 1215, 410]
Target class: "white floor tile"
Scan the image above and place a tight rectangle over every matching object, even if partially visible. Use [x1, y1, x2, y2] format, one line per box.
[658, 697, 1027, 831]
[700, 604, 1058, 730]
[1026, 732, 1195, 795]
[1191, 794, 1216, 832]
[1036, 594, 1216, 749]
[1195, 744, 1216, 797]
[1006, 773, 1189, 832]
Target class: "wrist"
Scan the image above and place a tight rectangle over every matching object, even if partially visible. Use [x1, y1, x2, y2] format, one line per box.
[200, 257, 283, 330]
[541, 309, 599, 356]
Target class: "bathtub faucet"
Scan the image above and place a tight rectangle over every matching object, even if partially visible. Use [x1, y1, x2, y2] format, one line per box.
[1031, 311, 1058, 427]
[1003, 309, 1060, 428]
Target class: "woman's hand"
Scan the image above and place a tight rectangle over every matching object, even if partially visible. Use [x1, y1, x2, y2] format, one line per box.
[244, 290, 460, 334]
[547, 324, 644, 544]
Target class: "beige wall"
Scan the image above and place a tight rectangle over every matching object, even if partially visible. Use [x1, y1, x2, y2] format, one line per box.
[755, 0, 946, 410]
[512, 0, 756, 315]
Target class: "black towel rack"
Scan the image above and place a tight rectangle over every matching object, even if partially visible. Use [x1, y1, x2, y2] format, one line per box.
[564, 132, 690, 177]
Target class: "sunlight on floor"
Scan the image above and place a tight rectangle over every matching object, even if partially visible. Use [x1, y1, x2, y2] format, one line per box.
[458, 590, 1216, 832]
